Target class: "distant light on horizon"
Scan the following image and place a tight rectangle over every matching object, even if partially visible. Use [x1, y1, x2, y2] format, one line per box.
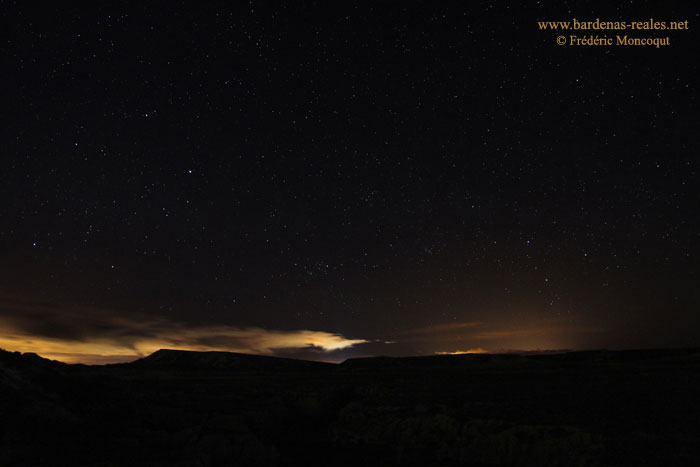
[435, 348, 489, 355]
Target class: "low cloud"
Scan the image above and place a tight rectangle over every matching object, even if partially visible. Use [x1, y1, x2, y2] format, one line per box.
[0, 297, 368, 364]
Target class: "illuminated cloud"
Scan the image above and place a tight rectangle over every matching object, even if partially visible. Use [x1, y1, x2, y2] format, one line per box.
[0, 297, 368, 364]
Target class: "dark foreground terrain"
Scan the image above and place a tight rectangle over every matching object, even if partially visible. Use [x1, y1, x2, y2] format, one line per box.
[2, 347, 700, 466]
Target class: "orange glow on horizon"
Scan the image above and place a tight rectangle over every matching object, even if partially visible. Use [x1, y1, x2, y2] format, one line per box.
[0, 322, 369, 365]
[435, 348, 489, 355]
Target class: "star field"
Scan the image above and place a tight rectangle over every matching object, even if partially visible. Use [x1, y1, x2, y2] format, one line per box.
[1, 2, 699, 362]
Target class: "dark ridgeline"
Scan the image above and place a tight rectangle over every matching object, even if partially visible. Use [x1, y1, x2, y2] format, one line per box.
[126, 349, 334, 371]
[2, 347, 700, 466]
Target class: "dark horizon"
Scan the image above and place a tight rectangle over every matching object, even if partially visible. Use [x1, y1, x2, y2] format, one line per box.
[9, 342, 700, 367]
[10, 345, 700, 368]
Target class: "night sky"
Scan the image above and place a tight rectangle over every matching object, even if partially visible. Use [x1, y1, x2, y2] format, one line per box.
[2, 3, 699, 364]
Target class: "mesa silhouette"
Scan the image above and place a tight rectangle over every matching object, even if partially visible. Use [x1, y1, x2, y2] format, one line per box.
[124, 348, 334, 371]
